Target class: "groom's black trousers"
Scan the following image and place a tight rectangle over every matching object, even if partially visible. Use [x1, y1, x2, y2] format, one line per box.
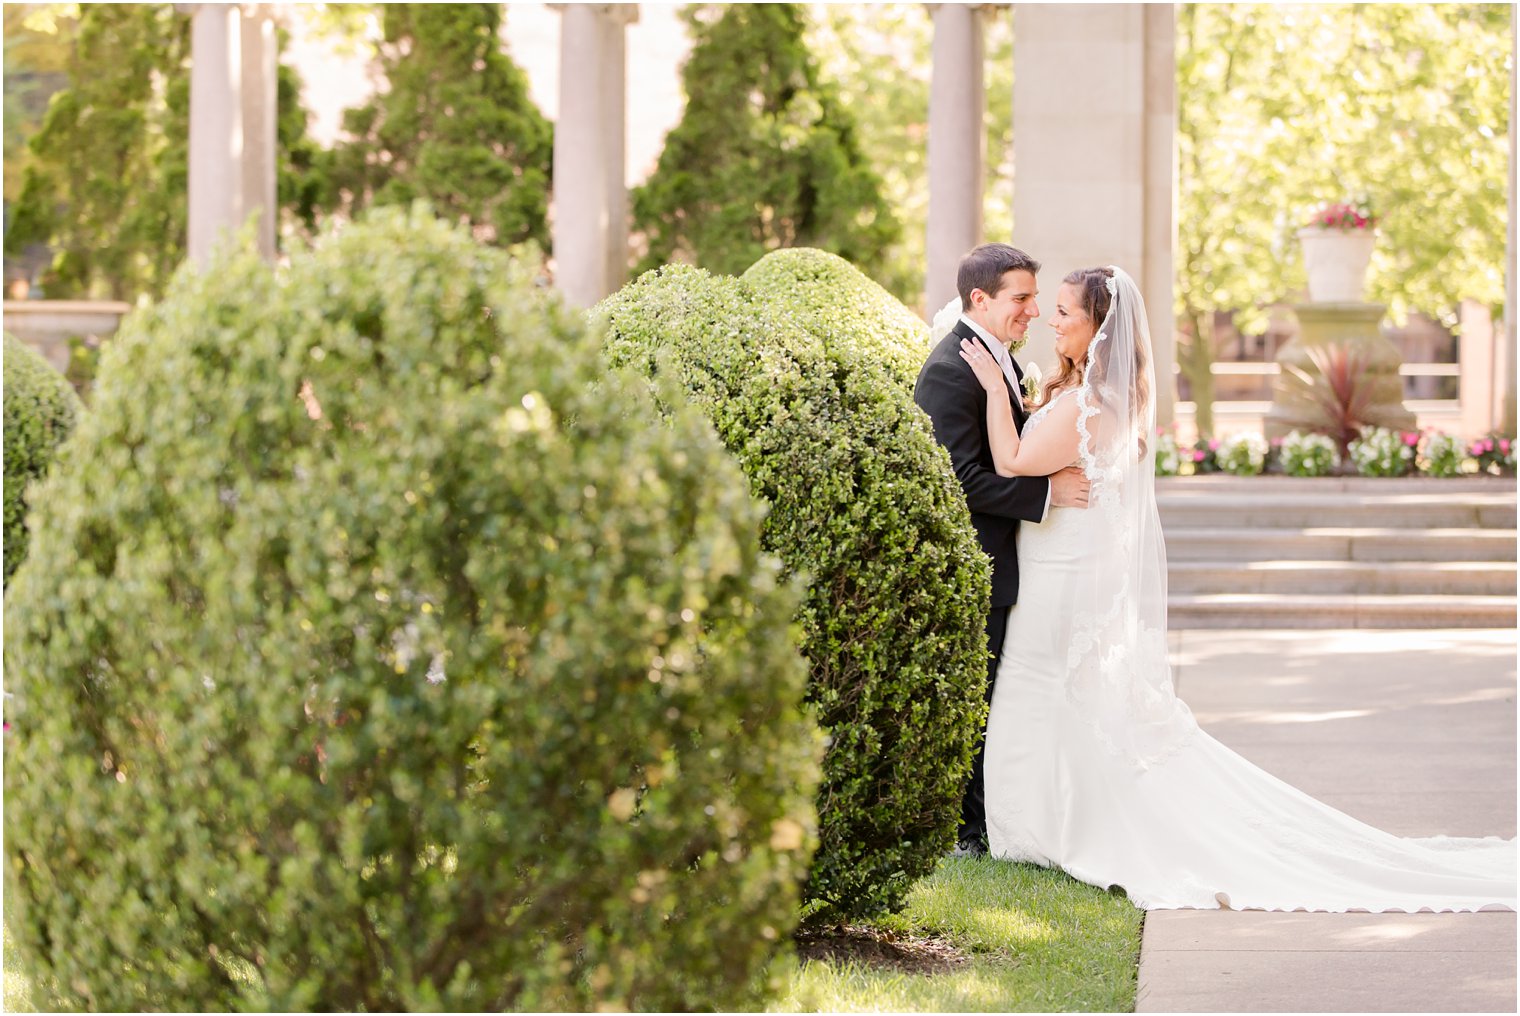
[960, 605, 1010, 843]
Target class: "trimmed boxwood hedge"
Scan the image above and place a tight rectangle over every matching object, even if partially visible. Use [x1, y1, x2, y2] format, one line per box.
[3, 207, 820, 1012]
[3, 332, 82, 586]
[595, 255, 990, 925]
[741, 246, 930, 388]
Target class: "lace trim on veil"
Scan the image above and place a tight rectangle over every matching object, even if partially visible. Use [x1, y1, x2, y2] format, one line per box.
[1062, 270, 1197, 770]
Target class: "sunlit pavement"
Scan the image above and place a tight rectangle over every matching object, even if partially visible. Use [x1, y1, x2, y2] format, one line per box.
[1137, 629, 1517, 1013]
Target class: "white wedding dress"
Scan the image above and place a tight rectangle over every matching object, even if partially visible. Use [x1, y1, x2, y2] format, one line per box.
[985, 390, 1516, 911]
[980, 272, 1515, 914]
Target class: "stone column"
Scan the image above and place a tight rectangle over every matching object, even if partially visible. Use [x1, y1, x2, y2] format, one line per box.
[240, 4, 278, 261]
[1460, 299, 1496, 439]
[925, 3, 986, 317]
[1011, 4, 1178, 425]
[603, 7, 637, 293]
[188, 4, 243, 265]
[552, 4, 636, 309]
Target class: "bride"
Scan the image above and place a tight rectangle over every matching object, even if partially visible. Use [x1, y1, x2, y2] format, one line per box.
[954, 264, 1515, 912]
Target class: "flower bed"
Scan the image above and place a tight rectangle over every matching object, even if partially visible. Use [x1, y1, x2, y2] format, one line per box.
[1155, 425, 1515, 479]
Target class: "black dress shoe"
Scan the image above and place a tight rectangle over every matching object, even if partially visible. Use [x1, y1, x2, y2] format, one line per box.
[950, 834, 988, 858]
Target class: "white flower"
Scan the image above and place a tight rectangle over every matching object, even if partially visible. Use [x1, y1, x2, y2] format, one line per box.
[930, 297, 961, 343]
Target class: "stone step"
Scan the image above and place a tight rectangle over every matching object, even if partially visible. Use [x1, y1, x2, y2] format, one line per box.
[1167, 560, 1517, 596]
[1165, 528, 1518, 563]
[1168, 593, 1518, 629]
[1157, 494, 1516, 530]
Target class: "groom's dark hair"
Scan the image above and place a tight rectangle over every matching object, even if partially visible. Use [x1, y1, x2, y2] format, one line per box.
[958, 244, 1041, 311]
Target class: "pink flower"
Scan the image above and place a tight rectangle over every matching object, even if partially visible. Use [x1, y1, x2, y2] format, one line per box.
[1208, 439, 1221, 451]
[1402, 432, 1419, 447]
[1502, 439, 1512, 454]
[1193, 450, 1206, 462]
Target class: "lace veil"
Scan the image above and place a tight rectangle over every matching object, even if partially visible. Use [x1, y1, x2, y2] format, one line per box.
[1066, 267, 1195, 767]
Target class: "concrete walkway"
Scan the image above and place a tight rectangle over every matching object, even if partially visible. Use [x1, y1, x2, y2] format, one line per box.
[1137, 629, 1517, 1013]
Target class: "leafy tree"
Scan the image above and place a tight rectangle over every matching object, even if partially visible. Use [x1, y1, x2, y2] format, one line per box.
[322, 3, 552, 249]
[1177, 3, 1512, 435]
[3, 4, 327, 301]
[3, 5, 76, 206]
[3, 4, 187, 299]
[632, 4, 900, 287]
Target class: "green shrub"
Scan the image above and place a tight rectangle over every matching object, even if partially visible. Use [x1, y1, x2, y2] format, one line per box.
[3, 333, 82, 586]
[596, 255, 990, 926]
[1217, 431, 1269, 476]
[741, 247, 928, 387]
[1277, 430, 1339, 477]
[1349, 426, 1418, 476]
[1418, 430, 1464, 477]
[4, 207, 819, 1012]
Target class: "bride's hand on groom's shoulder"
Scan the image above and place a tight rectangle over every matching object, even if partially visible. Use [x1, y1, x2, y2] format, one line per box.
[958, 339, 1006, 396]
[1049, 465, 1091, 509]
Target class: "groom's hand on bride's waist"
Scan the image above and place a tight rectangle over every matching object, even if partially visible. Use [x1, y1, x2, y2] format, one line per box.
[1049, 466, 1091, 509]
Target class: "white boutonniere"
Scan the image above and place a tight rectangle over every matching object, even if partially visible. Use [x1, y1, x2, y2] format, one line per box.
[1021, 362, 1043, 405]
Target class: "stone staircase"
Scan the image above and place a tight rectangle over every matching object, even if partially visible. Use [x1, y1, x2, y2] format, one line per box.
[1158, 475, 1517, 628]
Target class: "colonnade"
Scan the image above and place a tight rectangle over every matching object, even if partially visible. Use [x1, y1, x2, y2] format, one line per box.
[178, 3, 1520, 434]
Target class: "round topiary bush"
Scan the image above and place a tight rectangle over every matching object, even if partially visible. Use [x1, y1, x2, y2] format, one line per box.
[3, 332, 82, 586]
[741, 246, 929, 388]
[595, 257, 990, 926]
[4, 207, 819, 1012]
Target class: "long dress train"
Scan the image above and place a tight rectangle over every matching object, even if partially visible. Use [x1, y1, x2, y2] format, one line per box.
[983, 393, 1516, 913]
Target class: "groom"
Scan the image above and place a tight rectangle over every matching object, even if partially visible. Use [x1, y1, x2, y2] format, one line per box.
[913, 242, 1090, 855]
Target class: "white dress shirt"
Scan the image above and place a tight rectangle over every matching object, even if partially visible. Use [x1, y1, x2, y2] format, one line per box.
[958, 315, 1021, 390]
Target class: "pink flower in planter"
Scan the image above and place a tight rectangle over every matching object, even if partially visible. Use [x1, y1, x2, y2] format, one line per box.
[1402, 432, 1420, 447]
[1501, 439, 1512, 455]
[1193, 450, 1206, 462]
[1208, 439, 1220, 451]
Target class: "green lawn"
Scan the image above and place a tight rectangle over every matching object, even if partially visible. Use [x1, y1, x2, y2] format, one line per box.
[777, 857, 1144, 1013]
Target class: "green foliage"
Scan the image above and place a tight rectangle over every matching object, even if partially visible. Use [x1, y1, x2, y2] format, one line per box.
[3, 4, 188, 298]
[806, 6, 1014, 311]
[4, 207, 819, 1012]
[2, 333, 82, 586]
[1276, 343, 1377, 460]
[3, 5, 75, 205]
[1349, 426, 1418, 477]
[596, 252, 991, 926]
[741, 246, 929, 386]
[632, 4, 901, 291]
[1278, 430, 1339, 477]
[1418, 431, 1465, 478]
[1471, 433, 1516, 475]
[323, 4, 552, 250]
[1177, 4, 1512, 432]
[1217, 432, 1270, 476]
[3, 4, 327, 300]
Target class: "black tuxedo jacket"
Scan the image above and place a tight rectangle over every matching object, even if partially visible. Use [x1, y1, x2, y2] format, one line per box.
[913, 320, 1050, 607]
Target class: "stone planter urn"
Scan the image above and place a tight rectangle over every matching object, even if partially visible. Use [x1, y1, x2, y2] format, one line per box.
[1297, 227, 1376, 303]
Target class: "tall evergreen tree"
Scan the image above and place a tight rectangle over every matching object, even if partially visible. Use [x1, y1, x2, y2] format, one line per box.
[632, 4, 900, 283]
[4, 5, 187, 299]
[4, 5, 326, 301]
[324, 4, 552, 249]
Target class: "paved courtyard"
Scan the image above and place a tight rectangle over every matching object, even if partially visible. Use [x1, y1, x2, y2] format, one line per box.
[1138, 628, 1517, 1013]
